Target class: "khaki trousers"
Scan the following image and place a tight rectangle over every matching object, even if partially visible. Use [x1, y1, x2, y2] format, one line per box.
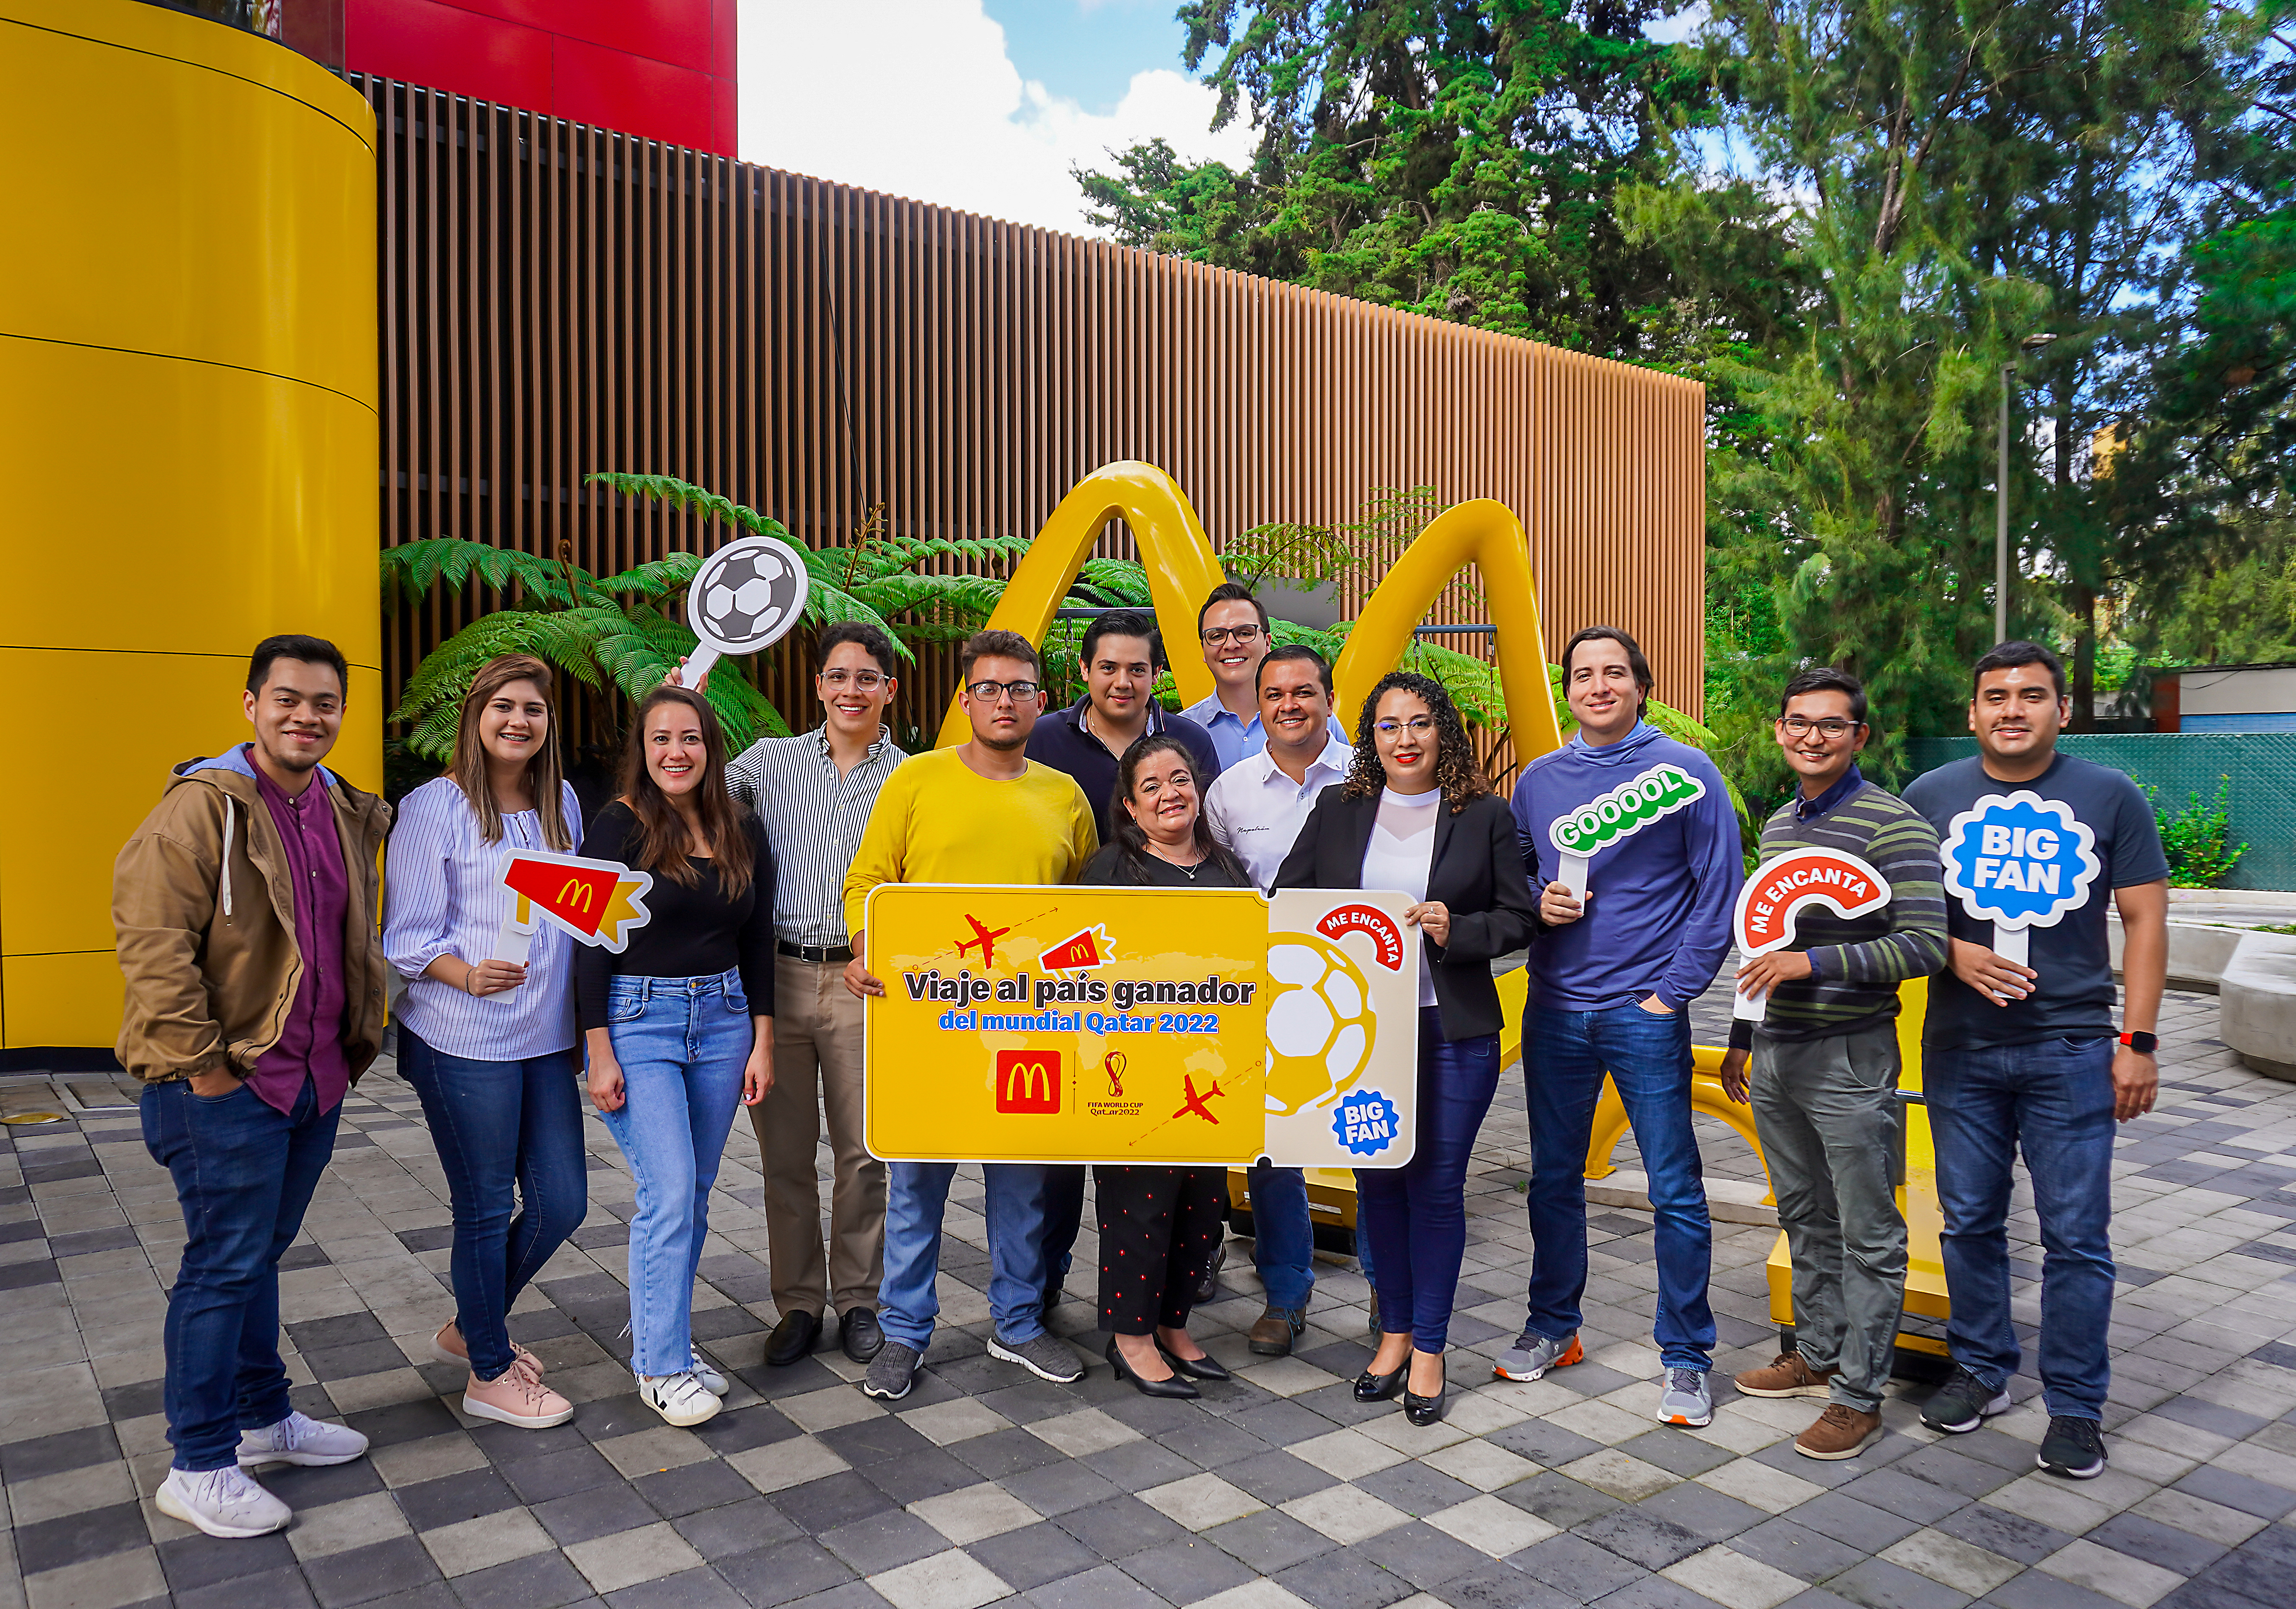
[749, 954, 884, 1317]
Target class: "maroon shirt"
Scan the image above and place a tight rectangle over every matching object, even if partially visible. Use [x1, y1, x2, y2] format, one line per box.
[248, 750, 351, 1114]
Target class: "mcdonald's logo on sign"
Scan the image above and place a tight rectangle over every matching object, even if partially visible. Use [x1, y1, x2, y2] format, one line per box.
[559, 878, 595, 913]
[994, 1050, 1062, 1114]
[498, 850, 655, 953]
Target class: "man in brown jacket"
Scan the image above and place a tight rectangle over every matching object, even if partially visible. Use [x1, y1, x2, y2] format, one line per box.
[117, 635, 392, 1539]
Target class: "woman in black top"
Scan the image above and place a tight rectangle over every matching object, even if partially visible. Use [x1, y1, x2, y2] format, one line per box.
[578, 685, 775, 1429]
[1081, 735, 1249, 1398]
[1274, 671, 1536, 1425]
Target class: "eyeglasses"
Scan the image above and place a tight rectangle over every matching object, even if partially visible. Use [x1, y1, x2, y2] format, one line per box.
[1373, 717, 1436, 737]
[1780, 716, 1860, 739]
[1201, 625, 1265, 647]
[819, 669, 885, 691]
[964, 679, 1040, 704]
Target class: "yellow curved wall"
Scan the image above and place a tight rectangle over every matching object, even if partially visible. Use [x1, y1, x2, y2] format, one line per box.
[0, 0, 378, 1055]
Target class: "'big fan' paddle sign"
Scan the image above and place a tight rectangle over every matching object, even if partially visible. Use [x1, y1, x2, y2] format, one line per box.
[1938, 791, 2101, 977]
[1730, 846, 1892, 1022]
[1547, 764, 1707, 900]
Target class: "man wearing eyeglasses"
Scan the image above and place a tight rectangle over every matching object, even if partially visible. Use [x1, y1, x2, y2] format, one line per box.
[1181, 582, 1350, 769]
[725, 624, 907, 1370]
[841, 631, 1101, 1401]
[1717, 668, 1947, 1461]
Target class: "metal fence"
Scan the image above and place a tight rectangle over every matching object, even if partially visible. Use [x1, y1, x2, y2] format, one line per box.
[1906, 734, 2296, 892]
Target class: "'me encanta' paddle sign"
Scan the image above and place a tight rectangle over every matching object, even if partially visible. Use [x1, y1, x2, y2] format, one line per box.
[1730, 846, 1891, 1021]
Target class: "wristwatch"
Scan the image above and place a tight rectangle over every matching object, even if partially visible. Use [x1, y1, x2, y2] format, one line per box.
[2119, 1030, 2158, 1055]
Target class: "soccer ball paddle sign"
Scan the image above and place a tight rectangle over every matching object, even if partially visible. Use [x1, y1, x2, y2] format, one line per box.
[683, 535, 811, 685]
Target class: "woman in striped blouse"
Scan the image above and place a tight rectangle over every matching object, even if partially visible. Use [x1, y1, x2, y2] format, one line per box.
[383, 655, 586, 1431]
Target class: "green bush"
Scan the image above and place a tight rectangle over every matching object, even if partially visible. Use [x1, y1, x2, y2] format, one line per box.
[2146, 777, 2247, 889]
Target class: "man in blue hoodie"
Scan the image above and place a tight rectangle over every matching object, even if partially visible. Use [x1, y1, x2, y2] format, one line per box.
[1499, 627, 1742, 1428]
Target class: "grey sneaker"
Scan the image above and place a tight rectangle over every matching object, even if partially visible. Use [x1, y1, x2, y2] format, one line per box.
[1921, 1366, 2012, 1434]
[1657, 1367, 1714, 1427]
[861, 1340, 923, 1401]
[1493, 1328, 1583, 1382]
[989, 1332, 1086, 1384]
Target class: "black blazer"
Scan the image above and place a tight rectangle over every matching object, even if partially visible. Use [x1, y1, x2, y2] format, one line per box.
[1271, 789, 1536, 1041]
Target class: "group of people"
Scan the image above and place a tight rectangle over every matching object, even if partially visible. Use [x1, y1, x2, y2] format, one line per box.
[112, 590, 2167, 1543]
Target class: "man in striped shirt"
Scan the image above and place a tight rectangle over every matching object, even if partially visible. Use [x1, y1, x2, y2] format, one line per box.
[1721, 668, 1947, 1460]
[726, 623, 907, 1369]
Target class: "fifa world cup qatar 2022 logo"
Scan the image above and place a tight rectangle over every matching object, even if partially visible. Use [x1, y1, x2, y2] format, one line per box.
[1940, 791, 2102, 969]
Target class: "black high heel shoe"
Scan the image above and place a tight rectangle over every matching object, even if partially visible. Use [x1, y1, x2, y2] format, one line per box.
[1403, 1356, 1447, 1427]
[1354, 1358, 1408, 1402]
[1107, 1337, 1199, 1400]
[1158, 1341, 1232, 1383]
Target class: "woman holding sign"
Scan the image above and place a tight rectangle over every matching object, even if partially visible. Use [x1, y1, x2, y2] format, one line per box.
[384, 655, 586, 1431]
[578, 685, 776, 1427]
[1080, 735, 1251, 1397]
[1275, 672, 1536, 1425]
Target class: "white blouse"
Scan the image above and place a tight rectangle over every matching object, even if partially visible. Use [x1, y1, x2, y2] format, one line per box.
[1361, 787, 1440, 1008]
[383, 776, 584, 1061]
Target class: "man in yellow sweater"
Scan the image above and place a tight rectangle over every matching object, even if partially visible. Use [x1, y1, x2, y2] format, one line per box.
[843, 630, 1099, 1400]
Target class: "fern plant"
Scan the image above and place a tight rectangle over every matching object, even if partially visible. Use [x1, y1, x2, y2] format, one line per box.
[385, 474, 1032, 762]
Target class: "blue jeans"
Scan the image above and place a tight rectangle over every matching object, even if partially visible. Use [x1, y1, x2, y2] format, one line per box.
[1358, 1008, 1500, 1351]
[142, 1074, 339, 1471]
[596, 969, 753, 1376]
[1523, 1004, 1715, 1370]
[1926, 1036, 2117, 1420]
[879, 1162, 1061, 1352]
[397, 1030, 588, 1379]
[1038, 1164, 1088, 1299]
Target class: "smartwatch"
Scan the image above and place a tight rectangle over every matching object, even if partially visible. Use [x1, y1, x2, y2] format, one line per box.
[2119, 1030, 2158, 1055]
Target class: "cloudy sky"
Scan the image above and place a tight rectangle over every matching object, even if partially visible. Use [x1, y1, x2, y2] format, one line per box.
[737, 3, 1710, 238]
[737, 0, 1256, 236]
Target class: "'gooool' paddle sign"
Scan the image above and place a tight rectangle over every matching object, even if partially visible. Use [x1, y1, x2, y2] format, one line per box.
[1547, 763, 1707, 900]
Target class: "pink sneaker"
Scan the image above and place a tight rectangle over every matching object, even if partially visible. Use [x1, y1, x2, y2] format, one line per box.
[462, 1367, 574, 1429]
[430, 1322, 544, 1378]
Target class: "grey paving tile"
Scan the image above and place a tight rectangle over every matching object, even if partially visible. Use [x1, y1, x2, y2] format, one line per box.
[1839, 1468, 1977, 1525]
[1572, 1505, 1709, 1571]
[392, 1465, 521, 1531]
[1982, 1571, 2121, 1609]
[1511, 1533, 1653, 1601]
[1356, 1460, 1480, 1518]
[13, 1499, 147, 1574]
[303, 1536, 448, 1608]
[633, 1457, 756, 1518]
[1025, 1560, 1169, 1609]
[1827, 1557, 1973, 1609]
[536, 1480, 661, 1544]
[775, 1470, 899, 1535]
[1634, 1479, 1765, 1542]
[173, 1563, 319, 1609]
[604, 1565, 752, 1609]
[1795, 1492, 1928, 1552]
[817, 1508, 949, 1574]
[713, 1538, 858, 1607]
[1116, 1536, 1258, 1604]
[965, 1519, 1107, 1592]
[1202, 1508, 1339, 1574]
[1732, 1516, 1873, 1582]
[501, 1442, 626, 1504]
[1497, 1470, 1623, 1528]
[1620, 1428, 1738, 1479]
[1002, 1458, 1125, 1518]
[1431, 1560, 1580, 1609]
[452, 1549, 598, 1609]
[1589, 1579, 1730, 1609]
[1056, 1492, 1189, 1561]
[1935, 1506, 2074, 1567]
[2087, 1511, 2229, 1576]
[2171, 1467, 2296, 1522]
[1355, 1518, 1491, 1588]
[158, 1531, 302, 1593]
[1275, 1544, 1417, 1609]
[672, 1494, 800, 1560]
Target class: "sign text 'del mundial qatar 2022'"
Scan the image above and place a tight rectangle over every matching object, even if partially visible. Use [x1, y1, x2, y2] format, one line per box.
[861, 885, 1420, 1167]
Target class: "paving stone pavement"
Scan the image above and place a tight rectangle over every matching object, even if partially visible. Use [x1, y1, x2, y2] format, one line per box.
[4, 982, 2294, 1609]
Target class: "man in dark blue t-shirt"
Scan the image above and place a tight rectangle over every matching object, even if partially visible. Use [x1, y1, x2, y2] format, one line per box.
[1902, 641, 2168, 1483]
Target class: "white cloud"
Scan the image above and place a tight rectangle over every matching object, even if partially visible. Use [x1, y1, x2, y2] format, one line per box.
[737, 0, 1255, 235]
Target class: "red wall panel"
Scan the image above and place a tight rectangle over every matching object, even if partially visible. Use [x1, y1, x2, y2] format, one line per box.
[345, 0, 737, 155]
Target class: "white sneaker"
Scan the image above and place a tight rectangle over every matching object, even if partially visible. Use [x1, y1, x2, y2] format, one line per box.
[639, 1371, 722, 1427]
[156, 1466, 292, 1538]
[688, 1353, 729, 1396]
[237, 1410, 370, 1468]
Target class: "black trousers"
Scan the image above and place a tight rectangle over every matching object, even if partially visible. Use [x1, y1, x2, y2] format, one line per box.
[1094, 1166, 1225, 1334]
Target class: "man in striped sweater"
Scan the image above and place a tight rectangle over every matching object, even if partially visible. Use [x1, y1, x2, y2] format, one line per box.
[1720, 668, 1947, 1460]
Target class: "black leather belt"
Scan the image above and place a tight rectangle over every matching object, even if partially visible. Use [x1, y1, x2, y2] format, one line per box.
[777, 940, 853, 964]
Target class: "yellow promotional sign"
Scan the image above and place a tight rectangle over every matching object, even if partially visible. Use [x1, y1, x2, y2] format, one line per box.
[863, 884, 1421, 1166]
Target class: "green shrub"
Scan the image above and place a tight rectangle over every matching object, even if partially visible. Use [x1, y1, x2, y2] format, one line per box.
[2145, 777, 2247, 889]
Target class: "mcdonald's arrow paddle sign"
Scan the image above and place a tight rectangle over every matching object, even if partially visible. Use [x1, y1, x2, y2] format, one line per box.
[1729, 846, 1891, 1022]
[498, 850, 655, 953]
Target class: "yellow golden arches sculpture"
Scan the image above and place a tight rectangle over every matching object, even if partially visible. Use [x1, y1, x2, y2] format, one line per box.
[936, 460, 1567, 764]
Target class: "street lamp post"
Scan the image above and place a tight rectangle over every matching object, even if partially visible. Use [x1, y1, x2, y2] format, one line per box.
[1996, 332, 2059, 644]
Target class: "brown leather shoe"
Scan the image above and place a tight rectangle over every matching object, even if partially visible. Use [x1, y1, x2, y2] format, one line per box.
[1733, 1351, 1835, 1399]
[1249, 1306, 1306, 1356]
[1795, 1403, 1882, 1460]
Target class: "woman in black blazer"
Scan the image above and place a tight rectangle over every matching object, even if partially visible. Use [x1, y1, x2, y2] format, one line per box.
[1273, 671, 1536, 1424]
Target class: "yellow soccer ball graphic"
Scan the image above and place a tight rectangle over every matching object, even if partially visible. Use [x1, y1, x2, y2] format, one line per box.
[1265, 934, 1378, 1115]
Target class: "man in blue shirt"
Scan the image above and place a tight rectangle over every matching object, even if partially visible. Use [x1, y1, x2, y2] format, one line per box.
[1180, 582, 1350, 769]
[1499, 627, 1742, 1431]
[1026, 608, 1221, 844]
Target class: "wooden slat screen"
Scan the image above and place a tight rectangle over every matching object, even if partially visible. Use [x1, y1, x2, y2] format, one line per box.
[364, 76, 1706, 768]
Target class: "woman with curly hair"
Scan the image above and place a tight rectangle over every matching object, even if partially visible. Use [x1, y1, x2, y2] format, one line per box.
[1273, 671, 1537, 1424]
